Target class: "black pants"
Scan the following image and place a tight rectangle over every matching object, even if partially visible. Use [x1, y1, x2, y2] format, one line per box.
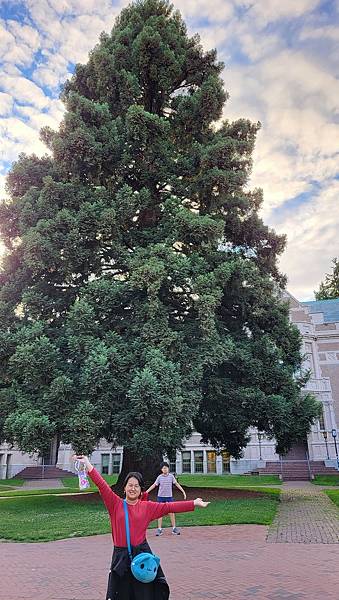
[108, 568, 167, 599]
[106, 543, 169, 600]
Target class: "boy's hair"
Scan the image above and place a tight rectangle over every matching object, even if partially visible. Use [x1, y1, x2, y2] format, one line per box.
[161, 461, 169, 468]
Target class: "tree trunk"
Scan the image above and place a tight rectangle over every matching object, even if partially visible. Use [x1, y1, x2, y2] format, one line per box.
[114, 448, 162, 493]
[42, 434, 60, 465]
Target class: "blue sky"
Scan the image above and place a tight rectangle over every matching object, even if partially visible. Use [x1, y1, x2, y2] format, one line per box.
[1, 0, 339, 300]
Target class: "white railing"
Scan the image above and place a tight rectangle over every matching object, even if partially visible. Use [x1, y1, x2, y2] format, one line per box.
[305, 377, 331, 392]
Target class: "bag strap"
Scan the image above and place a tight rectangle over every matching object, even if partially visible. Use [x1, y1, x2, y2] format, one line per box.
[123, 499, 133, 561]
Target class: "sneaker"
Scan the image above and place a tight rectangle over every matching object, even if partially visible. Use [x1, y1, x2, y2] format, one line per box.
[172, 527, 180, 535]
[156, 528, 163, 536]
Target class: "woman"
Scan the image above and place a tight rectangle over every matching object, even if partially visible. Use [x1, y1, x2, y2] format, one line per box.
[74, 455, 209, 600]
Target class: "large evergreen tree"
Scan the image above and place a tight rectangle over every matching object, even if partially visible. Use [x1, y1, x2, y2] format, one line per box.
[315, 258, 339, 300]
[0, 0, 320, 484]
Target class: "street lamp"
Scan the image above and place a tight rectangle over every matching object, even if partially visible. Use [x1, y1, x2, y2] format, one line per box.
[322, 431, 329, 460]
[258, 431, 263, 461]
[331, 429, 339, 470]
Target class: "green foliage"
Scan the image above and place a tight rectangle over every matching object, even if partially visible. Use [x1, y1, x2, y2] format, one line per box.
[0, 0, 320, 461]
[315, 258, 339, 300]
[4, 409, 55, 455]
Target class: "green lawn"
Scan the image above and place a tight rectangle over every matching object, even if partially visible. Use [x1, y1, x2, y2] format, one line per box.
[312, 474, 339, 486]
[61, 474, 118, 489]
[177, 474, 281, 487]
[0, 478, 24, 487]
[325, 490, 339, 508]
[0, 487, 82, 498]
[0, 489, 280, 542]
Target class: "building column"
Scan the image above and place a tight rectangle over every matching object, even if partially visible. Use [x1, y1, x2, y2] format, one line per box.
[216, 454, 223, 475]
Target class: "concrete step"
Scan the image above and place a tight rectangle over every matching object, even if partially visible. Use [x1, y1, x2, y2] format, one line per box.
[17, 466, 74, 480]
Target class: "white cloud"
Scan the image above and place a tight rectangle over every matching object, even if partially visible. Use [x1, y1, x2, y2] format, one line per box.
[0, 20, 41, 68]
[0, 116, 47, 161]
[0, 92, 14, 116]
[300, 25, 339, 42]
[1, 74, 49, 110]
[235, 0, 321, 26]
[172, 0, 234, 23]
[275, 180, 339, 300]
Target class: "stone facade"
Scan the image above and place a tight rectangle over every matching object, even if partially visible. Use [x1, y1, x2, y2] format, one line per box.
[1, 292, 339, 478]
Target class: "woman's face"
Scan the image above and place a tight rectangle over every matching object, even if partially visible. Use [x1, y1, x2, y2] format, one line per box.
[124, 476, 141, 501]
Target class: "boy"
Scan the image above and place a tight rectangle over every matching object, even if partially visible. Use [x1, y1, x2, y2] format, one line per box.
[146, 461, 186, 536]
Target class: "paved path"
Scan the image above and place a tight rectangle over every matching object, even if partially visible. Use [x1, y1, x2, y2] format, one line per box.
[267, 481, 339, 543]
[2, 524, 339, 600]
[21, 479, 65, 490]
[1, 482, 339, 599]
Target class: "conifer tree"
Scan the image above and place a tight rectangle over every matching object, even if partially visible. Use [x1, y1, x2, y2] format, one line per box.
[0, 0, 320, 484]
[315, 258, 339, 300]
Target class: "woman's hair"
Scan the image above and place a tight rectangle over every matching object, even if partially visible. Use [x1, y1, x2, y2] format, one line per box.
[123, 471, 145, 491]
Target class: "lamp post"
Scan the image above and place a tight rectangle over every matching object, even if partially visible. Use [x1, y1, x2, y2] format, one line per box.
[258, 432, 263, 461]
[322, 431, 329, 460]
[331, 429, 339, 470]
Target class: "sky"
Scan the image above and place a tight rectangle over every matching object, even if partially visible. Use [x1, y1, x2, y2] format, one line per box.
[0, 0, 338, 301]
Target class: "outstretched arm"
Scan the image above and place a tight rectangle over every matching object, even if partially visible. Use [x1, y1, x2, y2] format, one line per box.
[74, 455, 120, 513]
[147, 497, 209, 522]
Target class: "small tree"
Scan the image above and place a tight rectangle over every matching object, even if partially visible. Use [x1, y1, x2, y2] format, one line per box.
[315, 258, 339, 300]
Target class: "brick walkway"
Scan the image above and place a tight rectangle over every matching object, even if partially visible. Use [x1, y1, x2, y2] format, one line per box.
[2, 523, 339, 600]
[267, 482, 339, 543]
[2, 483, 339, 600]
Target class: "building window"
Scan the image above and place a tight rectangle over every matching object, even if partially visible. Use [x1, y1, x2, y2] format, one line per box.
[222, 451, 230, 473]
[167, 452, 176, 474]
[101, 453, 110, 475]
[194, 451, 204, 473]
[112, 453, 121, 474]
[182, 451, 191, 473]
[318, 409, 325, 431]
[207, 451, 216, 473]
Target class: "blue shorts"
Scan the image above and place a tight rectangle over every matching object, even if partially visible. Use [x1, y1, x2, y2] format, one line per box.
[157, 496, 173, 503]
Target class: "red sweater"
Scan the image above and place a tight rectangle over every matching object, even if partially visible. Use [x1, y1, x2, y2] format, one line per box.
[89, 468, 195, 547]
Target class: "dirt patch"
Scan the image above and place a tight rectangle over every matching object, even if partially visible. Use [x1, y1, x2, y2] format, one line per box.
[65, 486, 274, 504]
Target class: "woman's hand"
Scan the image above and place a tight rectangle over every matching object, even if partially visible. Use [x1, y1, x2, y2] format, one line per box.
[73, 454, 93, 472]
[193, 497, 210, 508]
[182, 491, 187, 500]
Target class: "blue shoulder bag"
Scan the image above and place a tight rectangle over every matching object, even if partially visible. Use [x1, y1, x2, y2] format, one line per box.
[123, 499, 160, 584]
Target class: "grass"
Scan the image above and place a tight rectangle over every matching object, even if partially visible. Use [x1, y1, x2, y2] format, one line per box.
[61, 474, 118, 489]
[0, 478, 24, 487]
[325, 490, 339, 508]
[177, 474, 281, 487]
[0, 488, 280, 542]
[0, 487, 82, 498]
[312, 474, 339, 486]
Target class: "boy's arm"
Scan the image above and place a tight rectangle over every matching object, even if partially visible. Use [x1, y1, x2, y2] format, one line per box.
[145, 482, 158, 494]
[174, 481, 187, 499]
